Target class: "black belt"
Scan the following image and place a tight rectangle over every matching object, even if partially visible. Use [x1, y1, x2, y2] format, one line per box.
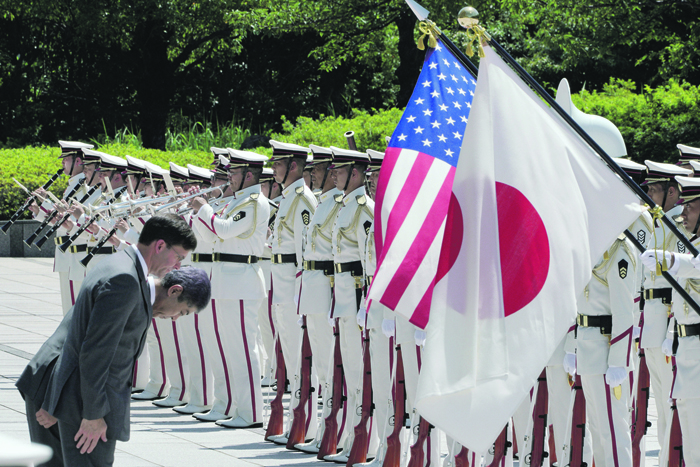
[260, 257, 271, 261]
[191, 253, 213, 263]
[303, 260, 334, 275]
[644, 287, 672, 305]
[676, 323, 700, 338]
[271, 253, 297, 265]
[54, 235, 70, 245]
[334, 261, 364, 276]
[213, 253, 258, 264]
[89, 246, 116, 255]
[576, 314, 612, 335]
[69, 244, 88, 253]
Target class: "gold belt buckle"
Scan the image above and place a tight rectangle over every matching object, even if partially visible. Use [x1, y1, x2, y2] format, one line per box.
[213, 252, 221, 262]
[335, 263, 342, 274]
[192, 253, 200, 262]
[303, 260, 311, 270]
[678, 325, 687, 338]
[367, 276, 373, 286]
[354, 276, 363, 289]
[648, 289, 654, 300]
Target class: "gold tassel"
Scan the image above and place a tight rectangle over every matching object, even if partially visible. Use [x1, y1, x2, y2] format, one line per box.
[417, 22, 438, 50]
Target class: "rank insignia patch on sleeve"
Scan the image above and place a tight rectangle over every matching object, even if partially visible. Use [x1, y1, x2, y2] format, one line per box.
[677, 241, 686, 254]
[637, 230, 645, 245]
[618, 259, 628, 279]
[364, 220, 372, 236]
[301, 209, 310, 225]
[231, 211, 246, 222]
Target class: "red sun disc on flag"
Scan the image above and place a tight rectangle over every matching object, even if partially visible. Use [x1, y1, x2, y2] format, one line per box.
[435, 192, 464, 283]
[496, 182, 550, 316]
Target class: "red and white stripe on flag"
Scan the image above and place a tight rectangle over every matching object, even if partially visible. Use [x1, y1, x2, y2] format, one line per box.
[415, 45, 644, 452]
[370, 40, 477, 328]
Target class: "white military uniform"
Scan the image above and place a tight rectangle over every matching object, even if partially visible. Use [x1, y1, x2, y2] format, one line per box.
[195, 183, 270, 425]
[270, 177, 317, 428]
[258, 195, 279, 382]
[566, 236, 635, 467]
[666, 236, 700, 466]
[329, 185, 374, 457]
[640, 205, 683, 444]
[296, 186, 343, 449]
[36, 172, 86, 315]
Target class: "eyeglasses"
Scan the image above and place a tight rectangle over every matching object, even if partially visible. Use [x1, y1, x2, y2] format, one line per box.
[166, 243, 187, 262]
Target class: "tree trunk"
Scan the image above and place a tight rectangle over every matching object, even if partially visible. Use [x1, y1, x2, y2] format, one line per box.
[133, 19, 175, 150]
[394, 5, 424, 108]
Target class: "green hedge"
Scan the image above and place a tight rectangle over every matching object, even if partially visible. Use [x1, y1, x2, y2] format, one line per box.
[3, 83, 700, 219]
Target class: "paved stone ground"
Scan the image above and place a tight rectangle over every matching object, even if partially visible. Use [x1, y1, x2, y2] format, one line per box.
[0, 258, 661, 466]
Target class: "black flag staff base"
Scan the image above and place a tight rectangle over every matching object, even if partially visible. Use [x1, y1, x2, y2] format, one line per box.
[403, 0, 700, 318]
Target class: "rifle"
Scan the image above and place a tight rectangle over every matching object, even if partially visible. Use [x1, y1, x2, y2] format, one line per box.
[24, 179, 83, 246]
[668, 398, 684, 466]
[34, 184, 100, 248]
[528, 370, 550, 467]
[79, 217, 125, 267]
[454, 446, 470, 467]
[383, 344, 406, 467]
[568, 375, 587, 467]
[486, 425, 510, 467]
[2, 169, 64, 234]
[286, 316, 314, 449]
[317, 319, 346, 459]
[632, 350, 651, 467]
[407, 416, 434, 467]
[264, 338, 287, 440]
[345, 131, 358, 151]
[346, 329, 373, 465]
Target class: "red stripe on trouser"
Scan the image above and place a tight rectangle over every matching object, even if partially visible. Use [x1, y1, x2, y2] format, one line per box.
[153, 319, 168, 397]
[212, 299, 233, 414]
[194, 314, 208, 406]
[132, 361, 138, 387]
[604, 377, 621, 467]
[70, 280, 76, 305]
[240, 300, 257, 422]
[172, 321, 187, 400]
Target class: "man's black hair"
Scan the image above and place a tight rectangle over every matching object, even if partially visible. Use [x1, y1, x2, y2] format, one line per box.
[161, 267, 211, 311]
[139, 214, 197, 251]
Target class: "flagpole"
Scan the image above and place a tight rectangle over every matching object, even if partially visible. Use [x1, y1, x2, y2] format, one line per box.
[436, 33, 479, 76]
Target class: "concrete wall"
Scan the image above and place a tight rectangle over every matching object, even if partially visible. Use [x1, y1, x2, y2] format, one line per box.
[0, 220, 56, 257]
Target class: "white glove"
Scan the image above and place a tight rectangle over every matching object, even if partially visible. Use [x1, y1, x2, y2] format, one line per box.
[381, 319, 395, 338]
[633, 326, 641, 340]
[356, 307, 367, 328]
[605, 366, 627, 387]
[563, 352, 577, 376]
[691, 255, 700, 271]
[640, 250, 679, 275]
[414, 330, 427, 346]
[662, 338, 674, 357]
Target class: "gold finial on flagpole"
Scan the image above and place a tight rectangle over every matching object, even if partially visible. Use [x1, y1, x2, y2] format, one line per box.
[457, 6, 490, 58]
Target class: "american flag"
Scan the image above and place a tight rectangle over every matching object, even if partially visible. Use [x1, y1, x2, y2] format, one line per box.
[369, 39, 477, 328]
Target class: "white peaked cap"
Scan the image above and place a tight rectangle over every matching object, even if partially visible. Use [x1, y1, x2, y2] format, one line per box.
[556, 78, 627, 158]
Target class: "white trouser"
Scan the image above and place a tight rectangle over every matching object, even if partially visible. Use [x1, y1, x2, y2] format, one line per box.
[677, 398, 700, 466]
[645, 346, 673, 446]
[143, 319, 170, 397]
[258, 293, 275, 378]
[178, 311, 213, 408]
[546, 364, 572, 456]
[58, 271, 72, 316]
[199, 298, 235, 415]
[158, 319, 189, 403]
[336, 316, 364, 452]
[369, 327, 393, 458]
[307, 313, 334, 440]
[581, 373, 632, 467]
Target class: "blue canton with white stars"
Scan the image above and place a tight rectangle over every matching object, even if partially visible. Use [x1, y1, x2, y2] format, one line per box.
[388, 40, 477, 168]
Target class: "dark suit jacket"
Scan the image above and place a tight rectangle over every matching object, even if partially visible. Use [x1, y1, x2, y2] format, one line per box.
[16, 308, 74, 408]
[42, 247, 152, 441]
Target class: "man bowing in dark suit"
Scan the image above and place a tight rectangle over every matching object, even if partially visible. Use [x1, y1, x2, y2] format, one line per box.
[23, 214, 205, 466]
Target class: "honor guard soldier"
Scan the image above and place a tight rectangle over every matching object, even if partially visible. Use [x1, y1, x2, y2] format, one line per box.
[169, 162, 190, 194]
[324, 146, 376, 463]
[359, 148, 396, 467]
[267, 140, 318, 442]
[564, 231, 636, 467]
[676, 144, 700, 171]
[171, 163, 219, 415]
[184, 151, 241, 421]
[30, 141, 92, 315]
[294, 144, 344, 453]
[190, 149, 270, 428]
[258, 167, 277, 386]
[640, 175, 700, 466]
[638, 160, 691, 450]
[116, 156, 151, 247]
